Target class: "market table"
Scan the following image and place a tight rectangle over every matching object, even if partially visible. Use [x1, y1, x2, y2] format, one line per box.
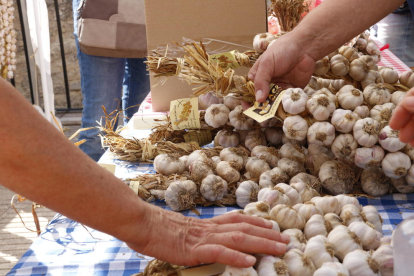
[7, 45, 414, 276]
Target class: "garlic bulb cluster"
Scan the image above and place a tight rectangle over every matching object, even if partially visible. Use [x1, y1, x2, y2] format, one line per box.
[0, 0, 16, 79]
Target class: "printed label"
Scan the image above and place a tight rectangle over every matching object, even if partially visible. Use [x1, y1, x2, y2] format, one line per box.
[170, 98, 201, 130]
[129, 181, 140, 195]
[209, 50, 240, 71]
[184, 130, 213, 147]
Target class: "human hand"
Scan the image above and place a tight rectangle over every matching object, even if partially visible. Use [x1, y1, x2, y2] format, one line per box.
[389, 87, 414, 146]
[126, 205, 289, 268]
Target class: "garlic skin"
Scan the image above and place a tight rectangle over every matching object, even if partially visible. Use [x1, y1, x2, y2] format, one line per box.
[314, 56, 331, 76]
[293, 202, 324, 221]
[304, 214, 332, 240]
[270, 204, 306, 231]
[314, 262, 350, 276]
[187, 150, 213, 167]
[251, 146, 280, 168]
[340, 204, 363, 226]
[214, 129, 240, 148]
[259, 168, 289, 189]
[245, 129, 267, 151]
[324, 213, 344, 229]
[198, 91, 223, 110]
[361, 70, 384, 90]
[283, 115, 308, 141]
[223, 93, 241, 110]
[257, 255, 289, 276]
[331, 109, 357, 133]
[244, 201, 270, 217]
[381, 152, 411, 179]
[348, 221, 382, 250]
[353, 105, 370, 119]
[222, 265, 258, 276]
[153, 154, 185, 176]
[336, 85, 363, 110]
[290, 181, 320, 203]
[379, 126, 406, 152]
[284, 249, 316, 276]
[275, 183, 302, 205]
[391, 91, 406, 106]
[403, 144, 414, 161]
[304, 235, 338, 269]
[282, 88, 308, 115]
[200, 175, 228, 202]
[406, 163, 414, 186]
[317, 78, 331, 89]
[354, 146, 385, 169]
[304, 77, 321, 97]
[283, 228, 307, 252]
[361, 167, 390, 197]
[327, 225, 362, 261]
[165, 180, 197, 211]
[280, 143, 307, 164]
[355, 38, 368, 51]
[265, 127, 283, 146]
[189, 160, 214, 182]
[353, 118, 380, 147]
[235, 180, 259, 208]
[339, 46, 359, 62]
[330, 79, 348, 93]
[311, 196, 341, 215]
[390, 176, 414, 193]
[260, 117, 279, 128]
[330, 54, 350, 76]
[319, 161, 355, 195]
[307, 94, 336, 121]
[278, 158, 306, 178]
[399, 70, 414, 88]
[179, 155, 189, 171]
[229, 105, 255, 130]
[361, 205, 383, 233]
[216, 161, 241, 184]
[363, 84, 391, 106]
[360, 55, 378, 71]
[370, 103, 395, 126]
[257, 187, 291, 208]
[372, 243, 394, 276]
[253, 33, 277, 53]
[219, 147, 248, 170]
[335, 195, 361, 211]
[379, 66, 399, 84]
[307, 122, 336, 146]
[289, 173, 321, 191]
[204, 104, 230, 128]
[342, 250, 381, 276]
[349, 58, 370, 81]
[245, 157, 271, 179]
[331, 134, 358, 161]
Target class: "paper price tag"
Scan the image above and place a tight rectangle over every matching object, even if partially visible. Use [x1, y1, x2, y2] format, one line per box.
[129, 181, 140, 195]
[178, 263, 226, 276]
[243, 84, 285, 123]
[184, 130, 213, 147]
[209, 50, 240, 71]
[170, 98, 201, 130]
[98, 163, 116, 174]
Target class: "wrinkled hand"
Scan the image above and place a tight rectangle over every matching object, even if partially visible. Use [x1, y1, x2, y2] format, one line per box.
[126, 205, 289, 268]
[390, 87, 414, 146]
[244, 34, 316, 108]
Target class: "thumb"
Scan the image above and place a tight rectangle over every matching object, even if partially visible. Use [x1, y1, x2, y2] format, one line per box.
[253, 60, 273, 103]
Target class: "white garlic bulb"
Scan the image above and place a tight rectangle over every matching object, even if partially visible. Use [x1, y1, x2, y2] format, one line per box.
[282, 88, 308, 115]
[265, 127, 283, 146]
[331, 109, 357, 133]
[245, 129, 267, 151]
[293, 202, 324, 221]
[253, 33, 277, 53]
[304, 214, 332, 240]
[200, 175, 228, 202]
[319, 161, 355, 195]
[283, 115, 308, 141]
[245, 157, 270, 179]
[284, 249, 316, 276]
[304, 77, 321, 97]
[307, 122, 336, 146]
[339, 46, 359, 62]
[381, 152, 411, 179]
[290, 172, 322, 191]
[257, 255, 289, 276]
[379, 66, 399, 84]
[361, 205, 383, 233]
[330, 79, 348, 93]
[353, 105, 370, 119]
[305, 235, 338, 269]
[342, 250, 381, 276]
[335, 195, 361, 211]
[314, 262, 350, 276]
[363, 84, 391, 106]
[330, 54, 350, 76]
[361, 70, 384, 90]
[222, 265, 258, 276]
[219, 147, 248, 170]
[229, 105, 255, 130]
[353, 118, 380, 147]
[406, 163, 414, 186]
[236, 180, 259, 208]
[360, 55, 378, 71]
[349, 58, 370, 81]
[187, 150, 213, 167]
[311, 196, 341, 215]
[370, 103, 395, 126]
[216, 161, 241, 184]
[399, 70, 414, 88]
[361, 167, 390, 197]
[355, 38, 368, 51]
[379, 126, 406, 152]
[307, 94, 336, 121]
[223, 93, 241, 110]
[331, 134, 358, 161]
[340, 204, 363, 226]
[179, 155, 189, 170]
[244, 201, 270, 217]
[391, 91, 406, 106]
[165, 180, 197, 211]
[280, 143, 307, 164]
[214, 129, 240, 148]
[348, 221, 382, 250]
[372, 243, 394, 276]
[259, 168, 289, 189]
[403, 144, 414, 161]
[251, 146, 280, 168]
[283, 228, 307, 252]
[189, 160, 214, 182]
[324, 213, 344, 229]
[204, 104, 230, 128]
[336, 85, 363, 110]
[258, 187, 291, 208]
[354, 146, 385, 169]
[278, 158, 306, 178]
[198, 92, 223, 110]
[275, 183, 302, 205]
[327, 225, 362, 261]
[317, 78, 331, 89]
[153, 154, 185, 176]
[290, 181, 320, 203]
[314, 56, 331, 76]
[270, 204, 306, 231]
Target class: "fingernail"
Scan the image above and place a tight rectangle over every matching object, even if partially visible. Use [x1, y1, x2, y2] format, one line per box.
[280, 234, 290, 243]
[276, 242, 287, 252]
[248, 73, 254, 80]
[255, 90, 264, 101]
[245, 255, 256, 265]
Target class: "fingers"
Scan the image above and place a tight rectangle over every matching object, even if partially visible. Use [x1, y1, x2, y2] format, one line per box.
[253, 59, 273, 102]
[194, 244, 257, 267]
[399, 117, 414, 143]
[211, 212, 272, 228]
[390, 89, 414, 130]
[241, 101, 252, 110]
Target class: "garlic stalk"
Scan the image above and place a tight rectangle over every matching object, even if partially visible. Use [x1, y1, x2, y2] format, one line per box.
[223, 93, 241, 110]
[284, 249, 316, 276]
[391, 91, 406, 106]
[189, 160, 214, 182]
[314, 56, 331, 76]
[331, 109, 358, 133]
[280, 143, 306, 164]
[165, 180, 197, 211]
[304, 235, 338, 269]
[304, 214, 332, 240]
[363, 84, 391, 106]
[354, 146, 385, 169]
[235, 180, 259, 208]
[270, 204, 306, 231]
[311, 196, 341, 215]
[282, 115, 309, 141]
[219, 147, 248, 170]
[259, 167, 289, 189]
[283, 228, 307, 252]
[204, 104, 230, 128]
[245, 129, 267, 151]
[278, 158, 306, 178]
[307, 122, 336, 146]
[361, 205, 383, 233]
[353, 118, 380, 147]
[379, 126, 406, 152]
[198, 92, 223, 110]
[153, 154, 186, 176]
[331, 134, 358, 161]
[327, 225, 362, 261]
[348, 221, 382, 250]
[307, 94, 336, 121]
[200, 175, 228, 202]
[381, 152, 411, 179]
[229, 105, 255, 130]
[265, 127, 283, 146]
[258, 187, 291, 208]
[216, 161, 241, 184]
[214, 129, 240, 148]
[245, 157, 271, 179]
[293, 202, 324, 221]
[336, 85, 363, 110]
[319, 161, 355, 195]
[251, 146, 280, 168]
[282, 88, 308, 115]
[343, 250, 381, 276]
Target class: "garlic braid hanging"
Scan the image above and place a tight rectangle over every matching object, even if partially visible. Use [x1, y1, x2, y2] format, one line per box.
[0, 0, 17, 80]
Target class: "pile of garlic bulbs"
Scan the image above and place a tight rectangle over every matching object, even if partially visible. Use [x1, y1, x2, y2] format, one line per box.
[0, 0, 17, 80]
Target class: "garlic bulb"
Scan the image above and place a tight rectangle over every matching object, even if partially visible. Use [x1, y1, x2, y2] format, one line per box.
[335, 195, 361, 210]
[340, 204, 363, 226]
[259, 168, 289, 189]
[406, 163, 414, 186]
[200, 175, 228, 202]
[304, 214, 332, 240]
[245, 157, 271, 179]
[353, 105, 370, 119]
[319, 161, 355, 195]
[391, 91, 405, 106]
[284, 249, 316, 276]
[362, 168, 391, 197]
[327, 225, 362, 261]
[223, 93, 241, 110]
[290, 181, 320, 203]
[245, 129, 267, 151]
[348, 221, 382, 250]
[361, 70, 383, 90]
[306, 153, 334, 176]
[354, 146, 385, 169]
[189, 160, 214, 182]
[314, 56, 331, 76]
[314, 262, 350, 276]
[390, 176, 414, 193]
[403, 144, 414, 161]
[220, 147, 248, 170]
[360, 55, 378, 71]
[290, 173, 322, 192]
[283, 115, 308, 141]
[237, 130, 249, 144]
[275, 183, 302, 205]
[328, 50, 339, 59]
[187, 150, 213, 167]
[260, 117, 279, 128]
[363, 84, 391, 106]
[265, 127, 283, 146]
[353, 118, 380, 147]
[282, 133, 307, 146]
[372, 243, 394, 276]
[222, 265, 258, 276]
[379, 126, 406, 152]
[399, 70, 414, 88]
[307, 94, 336, 121]
[324, 213, 344, 229]
[165, 180, 197, 211]
[379, 66, 399, 84]
[198, 92, 223, 110]
[278, 158, 306, 178]
[331, 109, 358, 134]
[204, 104, 230, 128]
[361, 205, 383, 233]
[308, 144, 335, 157]
[330, 54, 350, 76]
[179, 155, 189, 170]
[216, 161, 241, 183]
[258, 187, 291, 208]
[349, 58, 370, 81]
[229, 105, 255, 130]
[355, 38, 368, 51]
[305, 235, 338, 269]
[317, 78, 331, 89]
[283, 228, 307, 252]
[339, 46, 359, 62]
[311, 196, 341, 215]
[236, 180, 259, 208]
[381, 152, 411, 179]
[307, 122, 336, 146]
[336, 85, 363, 110]
[244, 201, 270, 217]
[280, 143, 306, 164]
[293, 202, 324, 221]
[214, 129, 240, 148]
[270, 204, 306, 231]
[251, 146, 280, 168]
[331, 134, 358, 161]
[370, 103, 395, 126]
[343, 250, 381, 276]
[330, 79, 348, 93]
[366, 40, 379, 54]
[282, 88, 308, 115]
[253, 33, 277, 53]
[153, 154, 185, 176]
[257, 255, 289, 276]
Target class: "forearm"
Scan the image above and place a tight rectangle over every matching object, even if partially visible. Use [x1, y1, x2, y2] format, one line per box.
[0, 78, 147, 244]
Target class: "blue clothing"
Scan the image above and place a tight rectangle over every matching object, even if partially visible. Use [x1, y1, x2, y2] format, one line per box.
[72, 0, 150, 161]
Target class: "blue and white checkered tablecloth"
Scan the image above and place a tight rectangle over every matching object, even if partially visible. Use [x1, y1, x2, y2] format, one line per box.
[7, 157, 414, 276]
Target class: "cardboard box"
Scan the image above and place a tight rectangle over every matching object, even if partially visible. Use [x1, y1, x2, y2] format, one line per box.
[145, 0, 267, 112]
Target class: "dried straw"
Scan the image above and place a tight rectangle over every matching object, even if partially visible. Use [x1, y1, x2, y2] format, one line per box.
[133, 259, 184, 276]
[269, 0, 310, 32]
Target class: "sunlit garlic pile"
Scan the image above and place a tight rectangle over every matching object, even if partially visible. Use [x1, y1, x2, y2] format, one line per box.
[0, 0, 16, 80]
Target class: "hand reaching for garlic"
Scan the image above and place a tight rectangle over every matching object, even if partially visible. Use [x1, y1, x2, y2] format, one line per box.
[390, 87, 414, 147]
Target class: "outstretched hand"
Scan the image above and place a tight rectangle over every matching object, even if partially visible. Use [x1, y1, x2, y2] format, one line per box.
[390, 87, 414, 146]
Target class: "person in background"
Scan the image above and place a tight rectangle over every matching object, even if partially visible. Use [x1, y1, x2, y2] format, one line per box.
[72, 0, 150, 162]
